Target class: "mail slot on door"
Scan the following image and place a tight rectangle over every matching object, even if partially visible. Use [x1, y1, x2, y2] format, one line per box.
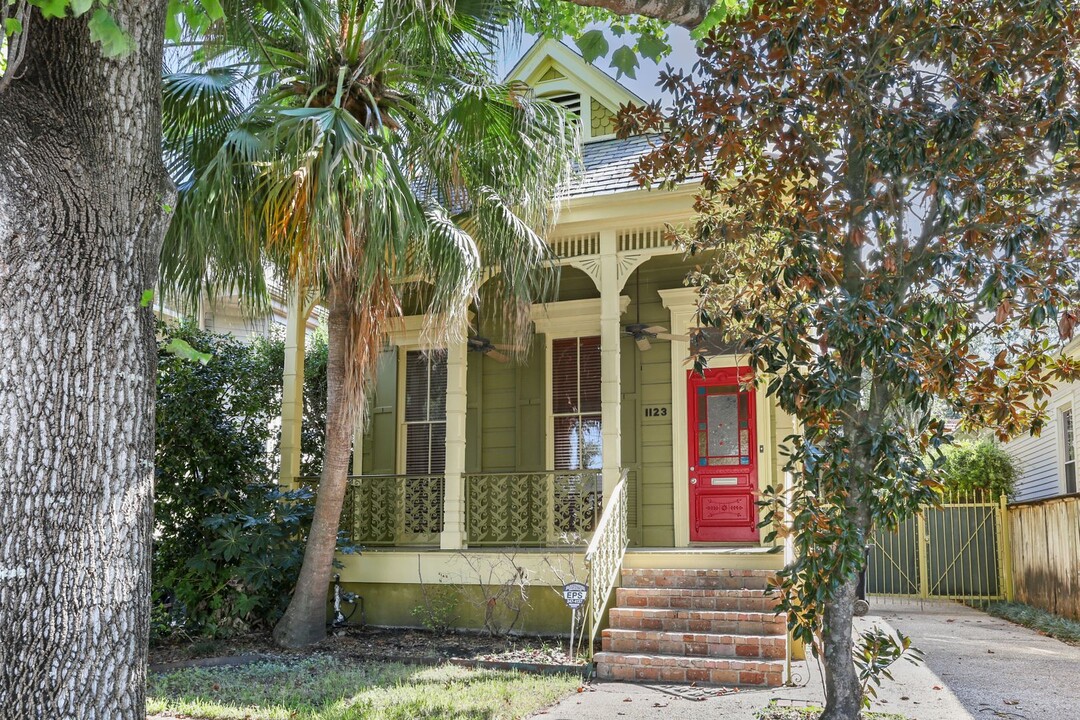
[710, 477, 739, 486]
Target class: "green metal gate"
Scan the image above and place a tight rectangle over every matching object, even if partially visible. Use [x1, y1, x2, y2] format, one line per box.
[867, 491, 1013, 601]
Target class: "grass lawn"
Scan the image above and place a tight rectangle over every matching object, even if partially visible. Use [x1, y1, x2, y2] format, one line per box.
[981, 601, 1080, 645]
[148, 656, 580, 720]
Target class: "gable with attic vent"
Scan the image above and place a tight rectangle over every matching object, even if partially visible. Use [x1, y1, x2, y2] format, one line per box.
[507, 40, 643, 143]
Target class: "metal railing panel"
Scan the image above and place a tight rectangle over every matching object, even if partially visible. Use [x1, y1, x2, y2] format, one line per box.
[464, 470, 602, 547]
[341, 474, 444, 547]
[583, 470, 629, 659]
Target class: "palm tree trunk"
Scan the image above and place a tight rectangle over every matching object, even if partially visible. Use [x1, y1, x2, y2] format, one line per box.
[273, 287, 355, 648]
[0, 4, 169, 717]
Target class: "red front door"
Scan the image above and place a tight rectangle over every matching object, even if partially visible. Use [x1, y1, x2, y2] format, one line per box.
[687, 367, 759, 543]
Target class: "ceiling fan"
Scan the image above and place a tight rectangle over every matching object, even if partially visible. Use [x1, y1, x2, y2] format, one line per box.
[623, 323, 690, 352]
[467, 336, 523, 363]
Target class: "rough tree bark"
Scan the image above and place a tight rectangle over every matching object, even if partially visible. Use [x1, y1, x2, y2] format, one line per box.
[561, 0, 715, 28]
[0, 4, 170, 718]
[272, 286, 356, 648]
[820, 552, 864, 720]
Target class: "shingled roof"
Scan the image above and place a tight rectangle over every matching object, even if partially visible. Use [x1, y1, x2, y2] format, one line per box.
[562, 134, 704, 199]
[562, 135, 653, 198]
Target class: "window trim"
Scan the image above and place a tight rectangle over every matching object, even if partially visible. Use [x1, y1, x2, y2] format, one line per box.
[399, 349, 447, 476]
[550, 336, 603, 472]
[397, 347, 449, 476]
[1061, 403, 1077, 496]
[532, 298, 629, 472]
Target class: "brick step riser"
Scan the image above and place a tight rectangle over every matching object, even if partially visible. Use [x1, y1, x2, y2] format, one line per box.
[594, 652, 783, 687]
[608, 610, 786, 636]
[615, 591, 780, 614]
[622, 576, 771, 591]
[621, 569, 775, 591]
[601, 635, 786, 660]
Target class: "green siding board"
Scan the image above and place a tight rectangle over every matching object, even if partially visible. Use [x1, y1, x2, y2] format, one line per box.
[642, 484, 674, 506]
[642, 527, 674, 546]
[556, 267, 600, 300]
[618, 260, 693, 548]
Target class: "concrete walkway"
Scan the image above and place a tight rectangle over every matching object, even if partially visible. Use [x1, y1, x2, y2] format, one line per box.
[532, 598, 1080, 720]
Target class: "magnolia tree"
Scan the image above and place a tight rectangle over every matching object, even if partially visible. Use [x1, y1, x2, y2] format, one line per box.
[623, 1, 1080, 717]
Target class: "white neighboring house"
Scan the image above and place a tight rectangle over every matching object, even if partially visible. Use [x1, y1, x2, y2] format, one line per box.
[1004, 339, 1080, 501]
[159, 277, 323, 343]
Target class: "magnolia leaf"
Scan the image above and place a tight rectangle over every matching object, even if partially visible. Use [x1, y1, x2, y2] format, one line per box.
[609, 45, 639, 80]
[166, 338, 212, 365]
[574, 29, 608, 64]
[88, 8, 134, 57]
[139, 289, 155, 308]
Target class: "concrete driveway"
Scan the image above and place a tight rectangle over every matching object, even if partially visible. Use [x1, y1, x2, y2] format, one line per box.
[878, 597, 1080, 720]
[533, 598, 1080, 720]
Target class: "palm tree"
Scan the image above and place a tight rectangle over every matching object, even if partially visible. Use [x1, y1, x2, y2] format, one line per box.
[162, 0, 579, 647]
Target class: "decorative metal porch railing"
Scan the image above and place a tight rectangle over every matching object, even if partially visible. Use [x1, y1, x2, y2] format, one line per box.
[341, 474, 444, 547]
[582, 469, 629, 659]
[464, 470, 602, 546]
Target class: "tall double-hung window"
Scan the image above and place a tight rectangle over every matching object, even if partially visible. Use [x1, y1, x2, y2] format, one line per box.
[403, 350, 447, 474]
[551, 336, 602, 470]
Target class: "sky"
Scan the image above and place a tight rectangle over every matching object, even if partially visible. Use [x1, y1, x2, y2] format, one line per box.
[496, 24, 701, 104]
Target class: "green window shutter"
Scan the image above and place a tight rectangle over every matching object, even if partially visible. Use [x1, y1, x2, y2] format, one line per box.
[515, 336, 545, 471]
[369, 347, 398, 473]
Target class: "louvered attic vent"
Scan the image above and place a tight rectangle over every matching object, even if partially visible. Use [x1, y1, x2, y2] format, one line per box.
[546, 92, 582, 117]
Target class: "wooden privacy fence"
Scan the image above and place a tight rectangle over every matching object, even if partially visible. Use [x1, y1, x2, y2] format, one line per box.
[867, 491, 1013, 601]
[1008, 494, 1080, 620]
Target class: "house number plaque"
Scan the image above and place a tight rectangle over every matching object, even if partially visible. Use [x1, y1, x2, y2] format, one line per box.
[644, 406, 670, 418]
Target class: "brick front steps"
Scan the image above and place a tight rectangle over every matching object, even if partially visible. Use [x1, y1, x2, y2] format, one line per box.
[595, 568, 786, 687]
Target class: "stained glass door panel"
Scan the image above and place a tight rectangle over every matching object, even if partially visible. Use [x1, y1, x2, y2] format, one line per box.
[687, 367, 759, 542]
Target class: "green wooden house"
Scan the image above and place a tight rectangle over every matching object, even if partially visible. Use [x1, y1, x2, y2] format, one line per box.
[277, 39, 795, 688]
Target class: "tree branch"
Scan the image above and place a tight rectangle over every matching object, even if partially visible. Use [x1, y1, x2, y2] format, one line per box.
[560, 0, 714, 29]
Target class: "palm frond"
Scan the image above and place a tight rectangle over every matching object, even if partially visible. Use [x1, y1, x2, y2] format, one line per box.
[161, 0, 579, 412]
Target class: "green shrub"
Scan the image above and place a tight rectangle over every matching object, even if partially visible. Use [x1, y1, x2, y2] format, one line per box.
[941, 439, 1018, 499]
[982, 601, 1080, 645]
[412, 577, 460, 634]
[153, 321, 342, 639]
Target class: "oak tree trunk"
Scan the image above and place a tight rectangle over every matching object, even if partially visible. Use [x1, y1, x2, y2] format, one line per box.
[0, 4, 169, 718]
[272, 288, 356, 648]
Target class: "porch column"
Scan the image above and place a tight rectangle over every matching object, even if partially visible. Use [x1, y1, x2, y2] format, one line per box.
[441, 341, 468, 549]
[279, 290, 310, 491]
[599, 230, 623, 500]
[659, 287, 699, 547]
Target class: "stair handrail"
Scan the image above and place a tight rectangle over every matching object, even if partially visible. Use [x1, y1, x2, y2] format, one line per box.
[582, 468, 630, 660]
